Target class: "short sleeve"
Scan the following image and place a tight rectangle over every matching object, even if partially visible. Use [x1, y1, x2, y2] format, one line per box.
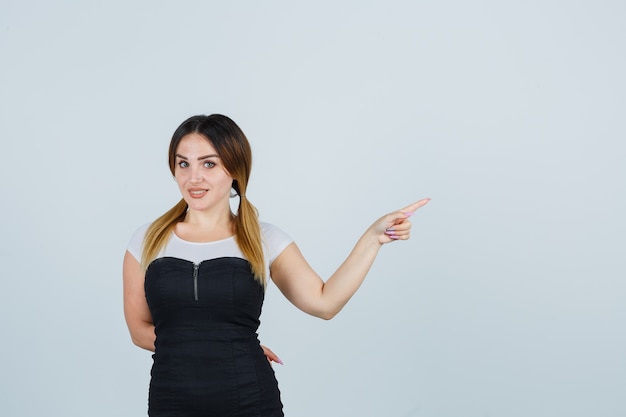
[126, 223, 151, 262]
[260, 222, 293, 264]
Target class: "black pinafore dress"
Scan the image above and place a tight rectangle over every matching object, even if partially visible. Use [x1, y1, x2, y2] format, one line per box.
[145, 256, 283, 417]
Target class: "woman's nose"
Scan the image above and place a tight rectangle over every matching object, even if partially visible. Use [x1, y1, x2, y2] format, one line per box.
[190, 167, 203, 183]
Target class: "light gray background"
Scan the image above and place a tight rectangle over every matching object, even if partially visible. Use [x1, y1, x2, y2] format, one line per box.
[1, 1, 624, 416]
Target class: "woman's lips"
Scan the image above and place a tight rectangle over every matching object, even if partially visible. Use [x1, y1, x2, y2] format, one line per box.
[189, 189, 208, 198]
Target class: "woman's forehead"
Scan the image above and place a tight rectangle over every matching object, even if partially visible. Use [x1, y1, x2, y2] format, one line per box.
[176, 133, 217, 155]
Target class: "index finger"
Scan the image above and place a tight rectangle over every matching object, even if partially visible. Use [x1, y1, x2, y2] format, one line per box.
[400, 198, 431, 215]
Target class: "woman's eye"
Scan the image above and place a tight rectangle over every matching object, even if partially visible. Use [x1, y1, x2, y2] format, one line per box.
[178, 161, 189, 168]
[204, 161, 216, 168]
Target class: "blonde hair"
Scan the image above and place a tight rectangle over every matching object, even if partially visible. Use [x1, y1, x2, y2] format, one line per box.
[141, 115, 266, 286]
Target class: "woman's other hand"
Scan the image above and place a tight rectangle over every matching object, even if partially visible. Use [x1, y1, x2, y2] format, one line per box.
[261, 345, 283, 365]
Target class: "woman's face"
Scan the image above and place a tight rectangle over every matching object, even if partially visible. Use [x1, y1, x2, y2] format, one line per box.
[173, 133, 234, 213]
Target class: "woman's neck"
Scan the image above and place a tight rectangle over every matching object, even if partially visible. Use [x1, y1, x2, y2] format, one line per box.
[176, 208, 235, 242]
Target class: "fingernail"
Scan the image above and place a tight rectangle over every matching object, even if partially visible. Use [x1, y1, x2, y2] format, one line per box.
[277, 359, 284, 365]
[386, 227, 396, 232]
[403, 211, 414, 217]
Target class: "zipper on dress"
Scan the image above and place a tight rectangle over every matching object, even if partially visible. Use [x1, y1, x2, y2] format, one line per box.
[193, 263, 199, 301]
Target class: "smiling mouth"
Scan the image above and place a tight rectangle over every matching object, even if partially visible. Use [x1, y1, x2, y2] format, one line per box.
[189, 189, 208, 197]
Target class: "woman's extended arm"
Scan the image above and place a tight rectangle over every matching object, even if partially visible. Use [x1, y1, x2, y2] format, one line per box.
[269, 199, 429, 320]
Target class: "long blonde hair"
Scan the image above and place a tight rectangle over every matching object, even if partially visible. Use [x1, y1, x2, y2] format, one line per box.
[141, 114, 266, 286]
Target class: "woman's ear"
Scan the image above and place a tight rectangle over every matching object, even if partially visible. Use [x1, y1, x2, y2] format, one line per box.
[230, 180, 239, 198]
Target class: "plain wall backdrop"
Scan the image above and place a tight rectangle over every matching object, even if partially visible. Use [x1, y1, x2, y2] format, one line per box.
[1, 1, 624, 416]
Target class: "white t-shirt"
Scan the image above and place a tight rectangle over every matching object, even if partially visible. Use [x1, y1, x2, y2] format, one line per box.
[127, 222, 293, 276]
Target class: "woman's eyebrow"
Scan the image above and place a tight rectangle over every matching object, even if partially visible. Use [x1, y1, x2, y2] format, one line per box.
[175, 154, 220, 160]
[197, 154, 220, 160]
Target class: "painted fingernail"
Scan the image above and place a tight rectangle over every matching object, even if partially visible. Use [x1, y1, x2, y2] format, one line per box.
[386, 227, 396, 232]
[403, 212, 414, 217]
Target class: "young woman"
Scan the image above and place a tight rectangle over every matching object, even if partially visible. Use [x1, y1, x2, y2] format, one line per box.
[123, 114, 429, 416]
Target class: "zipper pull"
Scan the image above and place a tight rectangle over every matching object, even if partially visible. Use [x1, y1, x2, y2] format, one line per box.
[193, 263, 199, 301]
